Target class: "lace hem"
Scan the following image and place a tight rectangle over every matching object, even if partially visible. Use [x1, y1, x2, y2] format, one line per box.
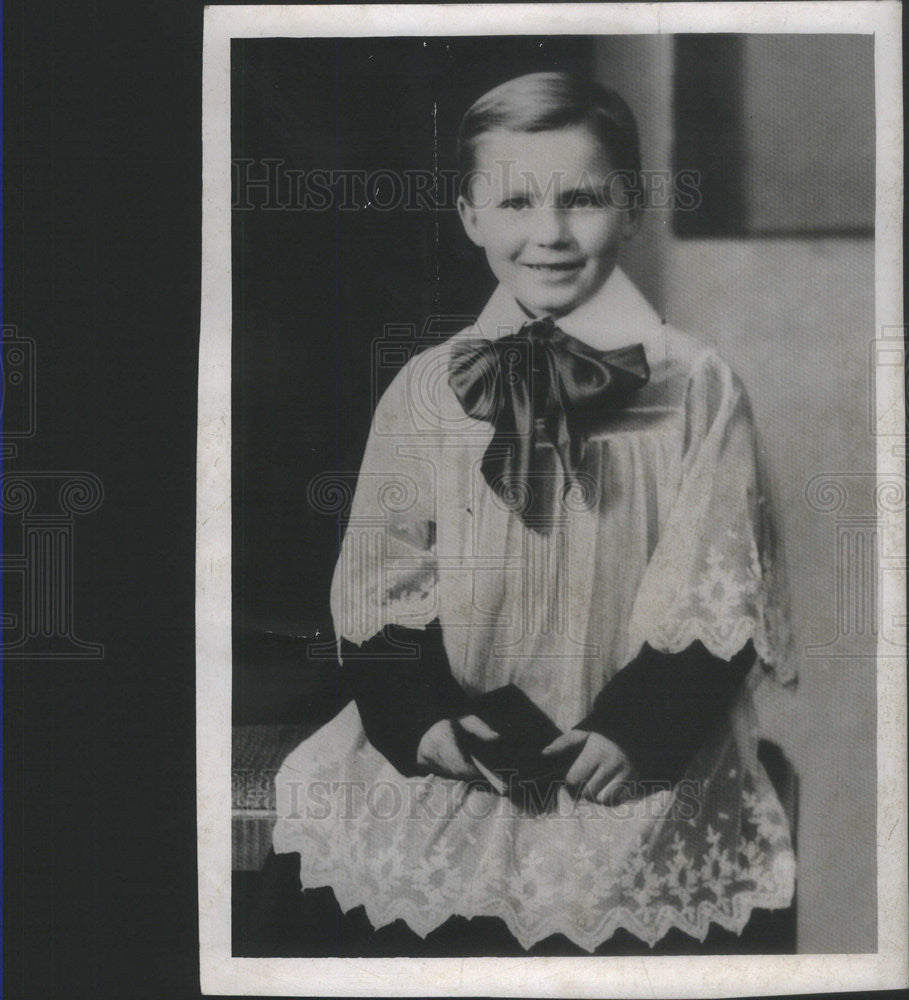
[288, 848, 795, 952]
[273, 701, 795, 953]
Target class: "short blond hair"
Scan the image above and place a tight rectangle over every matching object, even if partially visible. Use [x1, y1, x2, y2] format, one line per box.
[458, 72, 641, 198]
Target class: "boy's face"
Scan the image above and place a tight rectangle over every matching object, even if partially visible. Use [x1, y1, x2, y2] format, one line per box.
[458, 125, 639, 318]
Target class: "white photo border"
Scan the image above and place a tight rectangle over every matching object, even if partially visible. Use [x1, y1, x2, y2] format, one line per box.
[197, 4, 906, 995]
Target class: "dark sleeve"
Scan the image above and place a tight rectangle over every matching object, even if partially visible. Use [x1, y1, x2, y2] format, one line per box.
[577, 640, 755, 786]
[341, 618, 470, 776]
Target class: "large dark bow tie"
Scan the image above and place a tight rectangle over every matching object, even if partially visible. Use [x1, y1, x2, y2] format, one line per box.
[448, 316, 650, 531]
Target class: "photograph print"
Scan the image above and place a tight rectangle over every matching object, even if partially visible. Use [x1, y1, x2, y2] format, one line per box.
[198, 5, 906, 992]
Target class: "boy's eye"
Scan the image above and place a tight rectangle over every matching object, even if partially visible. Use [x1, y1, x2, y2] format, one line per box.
[499, 196, 529, 210]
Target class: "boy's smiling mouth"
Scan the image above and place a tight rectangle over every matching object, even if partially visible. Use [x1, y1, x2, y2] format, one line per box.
[522, 261, 584, 271]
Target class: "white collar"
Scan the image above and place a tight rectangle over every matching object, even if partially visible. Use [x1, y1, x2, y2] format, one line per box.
[472, 267, 665, 352]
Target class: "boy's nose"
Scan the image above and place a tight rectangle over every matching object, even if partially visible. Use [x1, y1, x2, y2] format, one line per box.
[529, 207, 571, 245]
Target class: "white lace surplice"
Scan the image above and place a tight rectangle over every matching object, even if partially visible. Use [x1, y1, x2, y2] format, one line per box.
[273, 271, 796, 950]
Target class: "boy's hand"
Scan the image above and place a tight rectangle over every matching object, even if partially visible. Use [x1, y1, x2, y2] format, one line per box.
[416, 714, 500, 782]
[542, 729, 634, 804]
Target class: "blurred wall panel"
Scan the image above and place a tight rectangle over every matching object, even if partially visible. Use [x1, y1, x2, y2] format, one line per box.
[672, 35, 746, 236]
[741, 34, 874, 233]
[672, 34, 874, 235]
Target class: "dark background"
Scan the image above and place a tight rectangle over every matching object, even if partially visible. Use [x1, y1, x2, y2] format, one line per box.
[231, 36, 593, 724]
[3, 3, 903, 999]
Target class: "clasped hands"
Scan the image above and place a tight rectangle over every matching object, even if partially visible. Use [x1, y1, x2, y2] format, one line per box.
[415, 714, 635, 805]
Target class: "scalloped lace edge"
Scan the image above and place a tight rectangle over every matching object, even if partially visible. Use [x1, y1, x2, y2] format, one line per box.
[629, 618, 796, 686]
[288, 851, 796, 952]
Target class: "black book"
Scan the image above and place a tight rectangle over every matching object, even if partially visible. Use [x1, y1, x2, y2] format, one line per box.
[458, 684, 577, 806]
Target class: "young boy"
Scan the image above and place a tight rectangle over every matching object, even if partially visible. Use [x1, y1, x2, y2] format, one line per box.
[270, 72, 796, 955]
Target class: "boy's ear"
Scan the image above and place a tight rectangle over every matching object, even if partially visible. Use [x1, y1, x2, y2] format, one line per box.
[458, 195, 486, 248]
